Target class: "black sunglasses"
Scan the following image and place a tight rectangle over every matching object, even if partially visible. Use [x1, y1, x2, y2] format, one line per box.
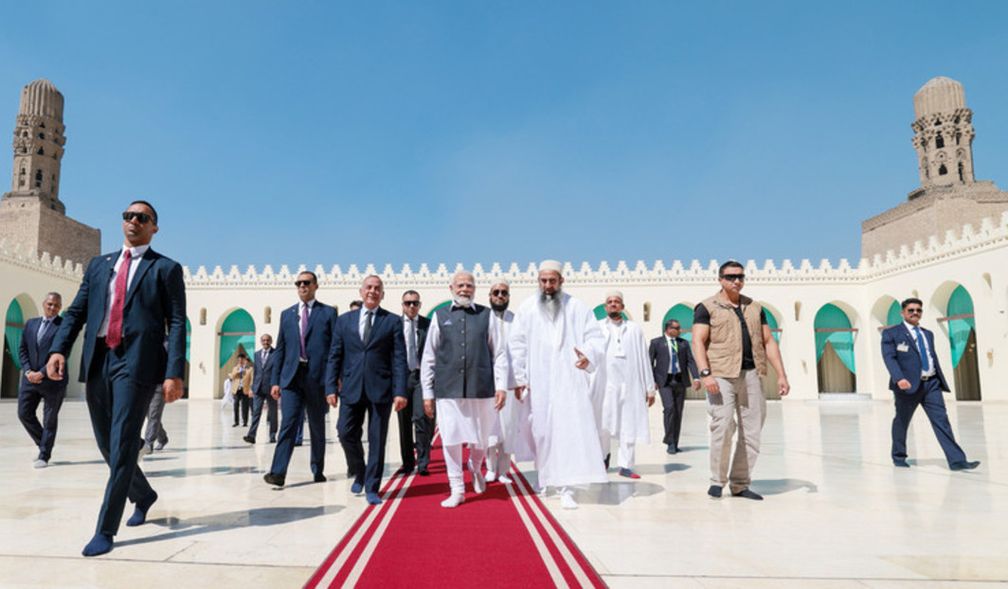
[721, 273, 745, 282]
[491, 290, 510, 296]
[906, 308, 923, 314]
[294, 280, 315, 287]
[122, 211, 153, 224]
[402, 300, 420, 307]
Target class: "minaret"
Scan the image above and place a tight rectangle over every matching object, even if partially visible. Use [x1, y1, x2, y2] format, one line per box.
[911, 77, 975, 188]
[1, 79, 98, 266]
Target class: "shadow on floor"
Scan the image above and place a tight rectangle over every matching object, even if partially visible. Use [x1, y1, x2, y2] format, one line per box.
[46, 459, 107, 466]
[575, 481, 666, 506]
[632, 463, 690, 475]
[145, 465, 262, 478]
[752, 478, 818, 495]
[116, 505, 344, 547]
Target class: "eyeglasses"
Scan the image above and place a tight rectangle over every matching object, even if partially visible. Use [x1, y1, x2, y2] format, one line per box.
[721, 273, 745, 282]
[122, 211, 153, 224]
[402, 300, 420, 307]
[491, 290, 510, 296]
[294, 280, 315, 287]
[906, 308, 923, 314]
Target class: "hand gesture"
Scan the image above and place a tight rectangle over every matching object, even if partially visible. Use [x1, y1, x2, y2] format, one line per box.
[574, 347, 589, 370]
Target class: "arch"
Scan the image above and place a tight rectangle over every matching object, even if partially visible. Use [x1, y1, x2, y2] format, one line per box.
[661, 303, 694, 341]
[938, 164, 948, 176]
[814, 302, 857, 393]
[593, 304, 630, 321]
[870, 295, 901, 330]
[426, 300, 451, 320]
[642, 302, 651, 322]
[216, 308, 255, 399]
[758, 302, 783, 343]
[937, 284, 982, 400]
[935, 132, 945, 149]
[199, 308, 207, 325]
[3, 295, 38, 399]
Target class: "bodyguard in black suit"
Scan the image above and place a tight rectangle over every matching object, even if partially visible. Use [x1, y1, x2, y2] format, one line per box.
[397, 290, 433, 475]
[648, 319, 699, 454]
[881, 297, 979, 471]
[327, 275, 408, 505]
[263, 271, 338, 487]
[18, 292, 68, 468]
[244, 333, 279, 444]
[47, 201, 186, 557]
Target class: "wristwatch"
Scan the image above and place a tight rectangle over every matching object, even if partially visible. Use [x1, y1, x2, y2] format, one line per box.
[699, 368, 712, 377]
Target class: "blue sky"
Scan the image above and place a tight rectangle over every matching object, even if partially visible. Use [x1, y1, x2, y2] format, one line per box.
[1, 1, 1006, 270]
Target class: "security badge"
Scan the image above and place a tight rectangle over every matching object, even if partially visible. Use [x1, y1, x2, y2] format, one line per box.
[896, 342, 910, 353]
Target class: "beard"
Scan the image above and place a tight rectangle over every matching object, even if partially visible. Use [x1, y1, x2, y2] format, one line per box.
[607, 311, 622, 320]
[452, 294, 473, 307]
[490, 301, 509, 313]
[538, 288, 562, 320]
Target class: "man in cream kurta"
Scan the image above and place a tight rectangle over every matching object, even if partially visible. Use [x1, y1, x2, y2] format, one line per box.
[596, 291, 655, 480]
[509, 260, 608, 509]
[421, 271, 509, 508]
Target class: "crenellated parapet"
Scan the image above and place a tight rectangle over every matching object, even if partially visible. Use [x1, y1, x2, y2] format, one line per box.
[183, 211, 1008, 290]
[0, 237, 82, 279]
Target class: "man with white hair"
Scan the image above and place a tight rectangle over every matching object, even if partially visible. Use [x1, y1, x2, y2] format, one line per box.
[484, 281, 534, 484]
[596, 291, 655, 479]
[510, 260, 608, 509]
[421, 271, 509, 508]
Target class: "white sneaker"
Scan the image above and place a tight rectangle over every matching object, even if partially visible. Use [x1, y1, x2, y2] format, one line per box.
[498, 473, 513, 485]
[485, 470, 497, 483]
[32, 459, 47, 469]
[440, 493, 465, 508]
[472, 468, 487, 494]
[559, 488, 578, 510]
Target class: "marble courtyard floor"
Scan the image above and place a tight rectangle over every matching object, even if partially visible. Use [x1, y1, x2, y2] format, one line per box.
[1, 397, 1005, 588]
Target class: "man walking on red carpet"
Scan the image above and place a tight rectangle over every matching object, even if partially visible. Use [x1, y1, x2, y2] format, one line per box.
[421, 271, 509, 508]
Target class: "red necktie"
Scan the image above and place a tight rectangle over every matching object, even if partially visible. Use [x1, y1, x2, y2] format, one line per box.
[105, 249, 132, 349]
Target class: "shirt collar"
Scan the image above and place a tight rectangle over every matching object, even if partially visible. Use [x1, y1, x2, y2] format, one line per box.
[903, 321, 921, 333]
[299, 299, 315, 309]
[121, 243, 150, 259]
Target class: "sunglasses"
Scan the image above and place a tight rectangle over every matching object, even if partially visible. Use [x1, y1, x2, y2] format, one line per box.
[402, 300, 420, 307]
[906, 308, 923, 314]
[122, 211, 153, 224]
[721, 273, 745, 282]
[491, 290, 510, 296]
[294, 280, 315, 287]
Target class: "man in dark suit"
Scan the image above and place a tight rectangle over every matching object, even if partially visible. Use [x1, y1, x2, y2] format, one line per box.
[881, 297, 980, 471]
[648, 319, 700, 454]
[263, 271, 337, 487]
[397, 290, 433, 476]
[47, 200, 186, 557]
[244, 333, 279, 444]
[327, 275, 408, 505]
[18, 291, 68, 468]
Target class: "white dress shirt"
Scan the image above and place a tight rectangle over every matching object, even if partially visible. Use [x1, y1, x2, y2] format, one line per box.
[403, 315, 420, 371]
[98, 244, 150, 337]
[359, 305, 379, 339]
[904, 321, 936, 378]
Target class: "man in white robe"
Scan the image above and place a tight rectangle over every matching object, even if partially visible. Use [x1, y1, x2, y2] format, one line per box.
[510, 260, 608, 509]
[484, 281, 535, 485]
[597, 291, 655, 479]
[421, 271, 509, 508]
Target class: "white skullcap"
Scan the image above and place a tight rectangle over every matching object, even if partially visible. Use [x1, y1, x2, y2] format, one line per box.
[605, 290, 624, 301]
[538, 259, 563, 273]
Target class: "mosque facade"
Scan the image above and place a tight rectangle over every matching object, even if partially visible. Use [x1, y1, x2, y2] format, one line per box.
[1, 77, 1005, 404]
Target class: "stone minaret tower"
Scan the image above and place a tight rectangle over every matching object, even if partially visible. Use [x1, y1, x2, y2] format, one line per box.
[9, 79, 67, 212]
[1, 79, 98, 266]
[911, 77, 975, 187]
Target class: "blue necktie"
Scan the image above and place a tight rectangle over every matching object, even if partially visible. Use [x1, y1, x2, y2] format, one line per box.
[914, 327, 930, 373]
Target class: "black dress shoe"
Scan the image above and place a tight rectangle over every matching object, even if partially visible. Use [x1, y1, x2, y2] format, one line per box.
[269, 437, 276, 443]
[707, 485, 722, 498]
[243, 435, 255, 444]
[950, 460, 980, 471]
[732, 488, 764, 501]
[603, 453, 610, 470]
[418, 468, 430, 476]
[395, 466, 414, 476]
[264, 473, 285, 487]
[294, 441, 303, 447]
[893, 459, 910, 468]
[314, 473, 327, 483]
[666, 444, 676, 455]
[232, 423, 239, 428]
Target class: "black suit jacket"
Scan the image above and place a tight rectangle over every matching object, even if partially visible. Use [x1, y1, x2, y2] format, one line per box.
[648, 335, 699, 387]
[19, 316, 67, 393]
[403, 314, 431, 370]
[270, 301, 338, 393]
[50, 248, 187, 386]
[251, 347, 277, 396]
[327, 307, 408, 405]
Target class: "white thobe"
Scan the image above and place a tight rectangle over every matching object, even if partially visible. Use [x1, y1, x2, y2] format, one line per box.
[597, 319, 654, 445]
[490, 309, 535, 463]
[509, 293, 608, 488]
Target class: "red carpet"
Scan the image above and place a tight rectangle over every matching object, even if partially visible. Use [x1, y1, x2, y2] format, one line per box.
[306, 436, 607, 588]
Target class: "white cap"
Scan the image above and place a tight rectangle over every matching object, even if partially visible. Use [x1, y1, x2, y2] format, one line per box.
[605, 290, 624, 301]
[538, 259, 563, 273]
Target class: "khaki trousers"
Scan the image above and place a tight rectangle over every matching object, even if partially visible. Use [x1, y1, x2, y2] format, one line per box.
[707, 369, 766, 493]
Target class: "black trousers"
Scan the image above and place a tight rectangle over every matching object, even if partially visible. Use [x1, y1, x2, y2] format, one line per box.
[247, 393, 278, 441]
[398, 369, 434, 471]
[87, 341, 158, 537]
[18, 383, 66, 461]
[657, 373, 687, 449]
[232, 389, 251, 425]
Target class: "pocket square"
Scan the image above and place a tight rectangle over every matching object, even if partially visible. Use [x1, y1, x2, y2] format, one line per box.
[442, 319, 452, 326]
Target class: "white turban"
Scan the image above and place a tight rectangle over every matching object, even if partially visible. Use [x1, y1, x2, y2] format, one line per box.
[605, 290, 624, 301]
[538, 259, 563, 273]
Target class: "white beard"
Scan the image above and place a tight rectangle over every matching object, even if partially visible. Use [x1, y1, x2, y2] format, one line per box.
[453, 294, 473, 307]
[538, 290, 562, 321]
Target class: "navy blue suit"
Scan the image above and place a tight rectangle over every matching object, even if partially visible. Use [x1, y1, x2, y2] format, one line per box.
[50, 247, 186, 538]
[18, 315, 68, 461]
[881, 323, 966, 465]
[327, 307, 408, 494]
[267, 301, 338, 479]
[246, 346, 279, 442]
